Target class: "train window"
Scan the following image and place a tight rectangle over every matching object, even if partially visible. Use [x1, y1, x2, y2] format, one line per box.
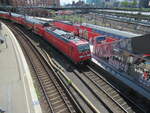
[78, 44, 90, 52]
[43, 23, 49, 27]
[96, 36, 106, 44]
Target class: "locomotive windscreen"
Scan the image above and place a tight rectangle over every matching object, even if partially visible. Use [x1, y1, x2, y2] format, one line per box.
[78, 44, 90, 52]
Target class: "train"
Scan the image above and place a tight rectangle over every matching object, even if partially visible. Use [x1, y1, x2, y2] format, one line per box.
[51, 20, 140, 40]
[52, 21, 100, 41]
[0, 11, 91, 64]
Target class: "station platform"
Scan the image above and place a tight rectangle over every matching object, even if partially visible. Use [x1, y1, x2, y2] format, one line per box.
[90, 44, 150, 100]
[0, 22, 42, 113]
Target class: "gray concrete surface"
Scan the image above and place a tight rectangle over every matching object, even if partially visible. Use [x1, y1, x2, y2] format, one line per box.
[0, 22, 42, 113]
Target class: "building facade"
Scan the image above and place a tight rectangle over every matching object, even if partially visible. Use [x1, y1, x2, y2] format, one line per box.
[86, 0, 104, 7]
[0, 0, 11, 5]
[0, 0, 60, 7]
[86, 0, 117, 7]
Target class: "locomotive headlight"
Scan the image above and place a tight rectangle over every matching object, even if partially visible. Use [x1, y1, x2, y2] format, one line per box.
[80, 56, 84, 58]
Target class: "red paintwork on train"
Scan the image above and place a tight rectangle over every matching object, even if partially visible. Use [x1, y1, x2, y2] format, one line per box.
[0, 11, 91, 63]
[25, 21, 34, 29]
[43, 28, 91, 63]
[53, 21, 101, 40]
[10, 16, 25, 25]
[0, 12, 10, 19]
[53, 21, 78, 34]
[34, 24, 45, 36]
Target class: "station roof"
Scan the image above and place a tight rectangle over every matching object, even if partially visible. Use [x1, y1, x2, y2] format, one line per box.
[82, 23, 141, 39]
[131, 34, 150, 54]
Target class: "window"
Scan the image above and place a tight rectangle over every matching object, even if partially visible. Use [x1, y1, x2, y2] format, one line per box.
[96, 36, 105, 44]
[78, 44, 90, 52]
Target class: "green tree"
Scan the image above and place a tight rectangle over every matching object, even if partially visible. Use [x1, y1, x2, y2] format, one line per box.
[121, 1, 129, 7]
[139, 0, 149, 8]
[131, 0, 137, 8]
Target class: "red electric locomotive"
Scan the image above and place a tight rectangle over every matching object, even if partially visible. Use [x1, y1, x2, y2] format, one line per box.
[43, 27, 91, 63]
[23, 18, 91, 63]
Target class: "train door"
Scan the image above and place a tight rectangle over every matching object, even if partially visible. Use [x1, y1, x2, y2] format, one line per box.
[69, 46, 73, 59]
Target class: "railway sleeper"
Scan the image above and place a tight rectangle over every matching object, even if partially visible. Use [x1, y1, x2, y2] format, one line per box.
[105, 87, 113, 92]
[35, 66, 44, 70]
[51, 100, 64, 106]
[110, 91, 118, 96]
[91, 76, 99, 80]
[97, 79, 103, 84]
[95, 79, 103, 83]
[53, 103, 66, 109]
[112, 94, 120, 99]
[39, 75, 49, 79]
[122, 104, 131, 110]
[126, 107, 135, 113]
[50, 96, 62, 101]
[55, 107, 68, 113]
[44, 83, 54, 88]
[43, 79, 51, 83]
[116, 97, 123, 101]
[102, 84, 110, 90]
[45, 85, 55, 90]
[117, 99, 126, 105]
[90, 75, 98, 80]
[47, 88, 57, 94]
[38, 73, 49, 77]
[99, 82, 106, 86]
[49, 93, 60, 98]
[42, 81, 52, 86]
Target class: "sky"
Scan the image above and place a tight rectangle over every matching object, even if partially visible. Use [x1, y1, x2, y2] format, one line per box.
[60, 0, 123, 5]
[61, 0, 81, 5]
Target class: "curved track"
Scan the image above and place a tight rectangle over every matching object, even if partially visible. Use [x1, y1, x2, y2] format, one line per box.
[7, 23, 82, 113]
[4, 21, 149, 113]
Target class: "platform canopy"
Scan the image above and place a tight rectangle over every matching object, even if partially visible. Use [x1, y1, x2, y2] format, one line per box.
[114, 34, 150, 55]
[131, 34, 150, 54]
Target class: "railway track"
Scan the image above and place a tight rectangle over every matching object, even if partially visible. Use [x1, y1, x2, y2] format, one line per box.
[24, 26, 147, 112]
[72, 65, 146, 113]
[4, 21, 149, 113]
[6, 23, 83, 113]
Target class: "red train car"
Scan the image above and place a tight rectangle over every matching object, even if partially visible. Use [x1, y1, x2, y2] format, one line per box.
[78, 25, 100, 40]
[43, 27, 91, 63]
[53, 21, 78, 34]
[0, 12, 91, 63]
[10, 13, 25, 25]
[24, 17, 36, 29]
[24, 17, 91, 63]
[24, 17, 50, 36]
[53, 21, 100, 40]
[0, 11, 10, 19]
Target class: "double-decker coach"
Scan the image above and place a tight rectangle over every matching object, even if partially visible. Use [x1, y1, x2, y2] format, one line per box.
[0, 11, 9, 19]
[9, 13, 25, 24]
